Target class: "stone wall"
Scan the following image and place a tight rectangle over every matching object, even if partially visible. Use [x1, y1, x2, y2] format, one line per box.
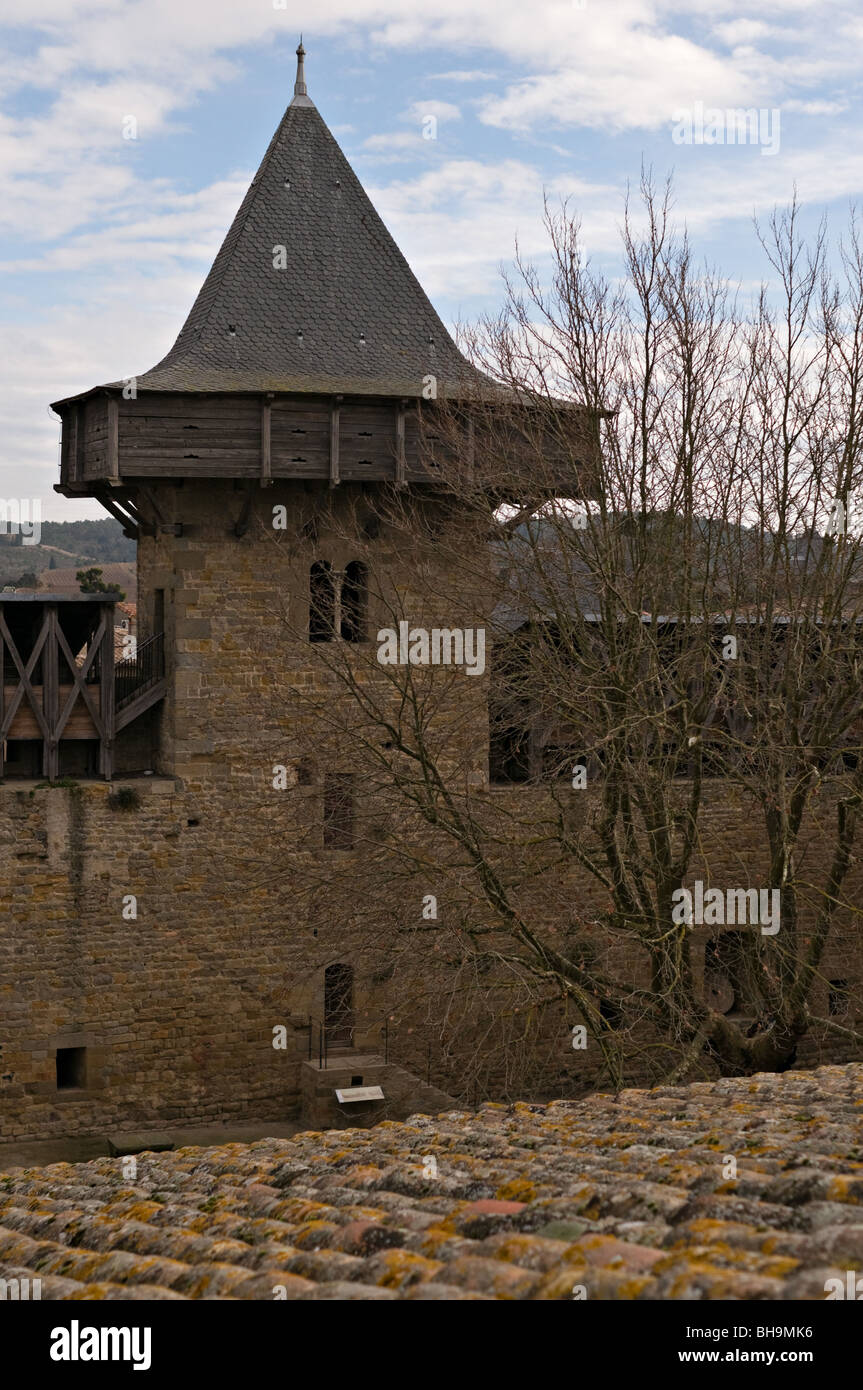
[0, 481, 492, 1142]
[2, 771, 860, 1143]
[0, 780, 305, 1141]
[0, 479, 861, 1142]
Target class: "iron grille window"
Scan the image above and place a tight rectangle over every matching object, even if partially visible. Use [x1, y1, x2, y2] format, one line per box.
[829, 979, 851, 1016]
[323, 773, 355, 849]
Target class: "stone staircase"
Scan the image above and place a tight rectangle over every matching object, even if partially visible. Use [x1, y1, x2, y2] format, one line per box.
[299, 1051, 458, 1130]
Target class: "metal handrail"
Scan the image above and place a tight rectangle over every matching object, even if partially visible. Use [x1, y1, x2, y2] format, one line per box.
[306, 1015, 328, 1069]
[302, 1015, 453, 1106]
[115, 632, 165, 710]
[305, 1014, 390, 1069]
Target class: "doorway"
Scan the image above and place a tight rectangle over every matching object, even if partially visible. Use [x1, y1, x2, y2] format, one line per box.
[324, 963, 354, 1049]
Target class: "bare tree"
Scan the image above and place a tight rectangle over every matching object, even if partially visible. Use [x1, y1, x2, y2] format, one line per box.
[263, 178, 863, 1099]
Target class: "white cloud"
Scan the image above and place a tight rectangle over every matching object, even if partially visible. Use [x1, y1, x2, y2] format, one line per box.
[0, 175, 248, 270]
[0, 284, 196, 517]
[363, 98, 462, 156]
[363, 130, 424, 154]
[476, 32, 770, 133]
[2, 0, 863, 519]
[712, 19, 772, 46]
[369, 158, 618, 300]
[404, 100, 462, 123]
[429, 69, 499, 82]
[784, 98, 847, 116]
[672, 132, 863, 232]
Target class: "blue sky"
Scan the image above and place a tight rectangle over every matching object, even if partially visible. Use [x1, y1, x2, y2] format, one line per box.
[1, 0, 862, 518]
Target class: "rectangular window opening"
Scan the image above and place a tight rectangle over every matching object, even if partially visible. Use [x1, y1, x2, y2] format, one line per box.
[323, 773, 355, 849]
[56, 1046, 87, 1090]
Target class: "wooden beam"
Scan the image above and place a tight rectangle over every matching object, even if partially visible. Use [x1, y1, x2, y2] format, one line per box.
[0, 602, 122, 779]
[59, 410, 68, 480]
[396, 402, 407, 487]
[117, 495, 157, 536]
[0, 609, 51, 742]
[75, 402, 86, 482]
[106, 397, 120, 484]
[329, 398, 341, 487]
[96, 490, 141, 540]
[119, 494, 145, 522]
[115, 676, 167, 732]
[0, 626, 4, 780]
[4, 688, 97, 739]
[260, 397, 272, 487]
[60, 402, 87, 488]
[137, 485, 181, 536]
[55, 614, 107, 739]
[43, 605, 59, 781]
[99, 602, 115, 779]
[63, 408, 76, 486]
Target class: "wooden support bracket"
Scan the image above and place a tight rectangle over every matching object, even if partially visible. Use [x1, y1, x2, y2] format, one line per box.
[95, 490, 145, 540]
[137, 486, 182, 536]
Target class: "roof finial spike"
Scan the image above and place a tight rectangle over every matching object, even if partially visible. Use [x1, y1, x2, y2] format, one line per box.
[294, 39, 307, 98]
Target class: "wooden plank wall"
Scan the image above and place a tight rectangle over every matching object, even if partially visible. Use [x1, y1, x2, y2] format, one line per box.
[271, 400, 329, 478]
[118, 394, 261, 477]
[60, 393, 469, 486]
[339, 404, 395, 480]
[81, 398, 109, 480]
[3, 688, 98, 739]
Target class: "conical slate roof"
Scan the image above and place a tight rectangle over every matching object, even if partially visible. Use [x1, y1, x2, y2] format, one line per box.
[133, 46, 486, 399]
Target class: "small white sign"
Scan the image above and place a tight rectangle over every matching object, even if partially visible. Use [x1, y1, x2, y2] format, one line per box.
[335, 1086, 384, 1103]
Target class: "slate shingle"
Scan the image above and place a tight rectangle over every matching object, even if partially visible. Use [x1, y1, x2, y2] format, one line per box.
[123, 84, 487, 400]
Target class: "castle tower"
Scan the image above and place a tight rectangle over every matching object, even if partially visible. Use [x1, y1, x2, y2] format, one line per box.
[0, 47, 499, 1141]
[51, 43, 488, 783]
[1, 47, 591, 1143]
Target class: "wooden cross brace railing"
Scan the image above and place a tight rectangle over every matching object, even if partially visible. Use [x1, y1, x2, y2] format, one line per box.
[0, 607, 52, 744]
[0, 602, 115, 780]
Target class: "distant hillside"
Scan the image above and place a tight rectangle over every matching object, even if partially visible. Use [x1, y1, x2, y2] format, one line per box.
[41, 519, 135, 561]
[0, 518, 135, 585]
[37, 562, 137, 603]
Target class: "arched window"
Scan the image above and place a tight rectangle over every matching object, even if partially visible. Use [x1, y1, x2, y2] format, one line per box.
[829, 979, 851, 1016]
[340, 561, 367, 642]
[704, 931, 752, 1016]
[309, 561, 336, 642]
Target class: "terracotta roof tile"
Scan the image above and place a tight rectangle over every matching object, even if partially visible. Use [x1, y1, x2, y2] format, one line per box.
[2, 1061, 863, 1299]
